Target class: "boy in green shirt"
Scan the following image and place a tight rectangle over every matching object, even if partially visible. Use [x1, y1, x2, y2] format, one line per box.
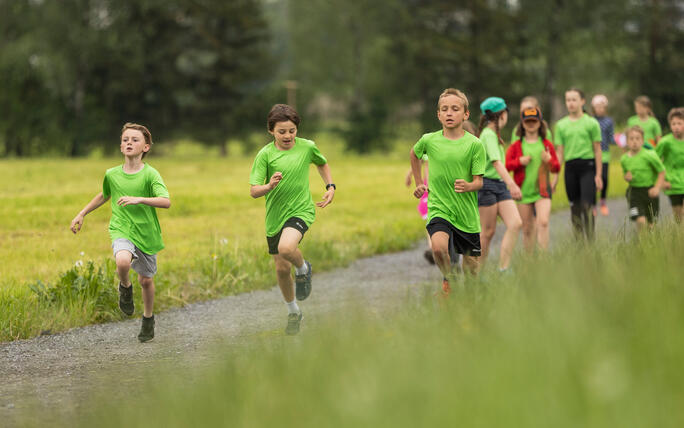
[249, 104, 335, 335]
[621, 126, 665, 230]
[410, 88, 486, 296]
[70, 123, 171, 342]
[655, 107, 684, 222]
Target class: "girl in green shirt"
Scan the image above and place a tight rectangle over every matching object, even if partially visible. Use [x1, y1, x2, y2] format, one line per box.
[628, 95, 662, 147]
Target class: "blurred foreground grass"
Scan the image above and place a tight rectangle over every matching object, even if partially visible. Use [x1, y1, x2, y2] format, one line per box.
[51, 225, 684, 428]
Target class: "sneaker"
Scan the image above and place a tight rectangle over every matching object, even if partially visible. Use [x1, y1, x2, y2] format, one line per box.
[295, 261, 312, 301]
[433, 277, 450, 298]
[118, 283, 134, 316]
[285, 312, 303, 335]
[423, 249, 435, 265]
[592, 207, 598, 217]
[138, 315, 155, 342]
[600, 205, 609, 216]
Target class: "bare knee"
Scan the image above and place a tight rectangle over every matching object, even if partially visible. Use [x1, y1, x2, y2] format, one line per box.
[537, 218, 549, 230]
[115, 255, 131, 271]
[509, 218, 523, 232]
[482, 225, 496, 241]
[432, 245, 449, 260]
[277, 243, 297, 259]
[139, 276, 154, 288]
[274, 259, 291, 276]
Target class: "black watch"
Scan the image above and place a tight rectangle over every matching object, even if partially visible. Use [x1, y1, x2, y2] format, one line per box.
[326, 183, 336, 191]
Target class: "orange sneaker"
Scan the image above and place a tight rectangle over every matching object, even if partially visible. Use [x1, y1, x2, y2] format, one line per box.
[600, 205, 609, 216]
[441, 277, 451, 296]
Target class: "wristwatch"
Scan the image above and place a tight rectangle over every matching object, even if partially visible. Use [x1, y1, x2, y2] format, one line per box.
[326, 183, 336, 190]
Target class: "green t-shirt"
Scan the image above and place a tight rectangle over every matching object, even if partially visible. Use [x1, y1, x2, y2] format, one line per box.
[520, 138, 545, 204]
[620, 148, 665, 188]
[102, 163, 169, 254]
[627, 116, 662, 145]
[655, 133, 684, 195]
[554, 114, 601, 162]
[413, 130, 486, 233]
[510, 127, 553, 145]
[249, 137, 327, 237]
[480, 127, 505, 180]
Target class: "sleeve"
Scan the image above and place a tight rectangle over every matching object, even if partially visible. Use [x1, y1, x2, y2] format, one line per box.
[554, 123, 564, 146]
[249, 149, 269, 185]
[505, 142, 521, 171]
[309, 141, 327, 166]
[620, 156, 628, 173]
[655, 139, 666, 159]
[590, 119, 601, 143]
[471, 141, 486, 176]
[150, 170, 169, 198]
[607, 118, 615, 145]
[654, 119, 662, 138]
[649, 152, 666, 173]
[413, 135, 427, 159]
[482, 132, 502, 163]
[546, 141, 561, 173]
[102, 173, 111, 198]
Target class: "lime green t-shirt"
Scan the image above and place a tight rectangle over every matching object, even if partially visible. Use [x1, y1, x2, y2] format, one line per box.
[620, 149, 665, 188]
[413, 130, 486, 233]
[520, 138, 545, 204]
[249, 137, 327, 237]
[102, 163, 169, 255]
[554, 114, 601, 162]
[480, 127, 505, 180]
[510, 127, 553, 145]
[627, 116, 662, 145]
[655, 133, 684, 195]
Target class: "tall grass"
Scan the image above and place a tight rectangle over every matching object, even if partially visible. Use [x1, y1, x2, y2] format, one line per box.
[52, 225, 684, 428]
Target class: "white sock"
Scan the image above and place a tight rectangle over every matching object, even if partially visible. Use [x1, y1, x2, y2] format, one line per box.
[286, 300, 300, 314]
[294, 261, 308, 275]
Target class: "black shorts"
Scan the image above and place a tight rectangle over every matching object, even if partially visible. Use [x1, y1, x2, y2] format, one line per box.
[626, 187, 659, 223]
[565, 158, 596, 206]
[426, 217, 481, 257]
[668, 194, 684, 207]
[266, 217, 309, 255]
[478, 178, 512, 207]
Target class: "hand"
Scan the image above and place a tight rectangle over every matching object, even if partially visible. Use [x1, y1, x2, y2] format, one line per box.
[70, 214, 84, 234]
[117, 196, 143, 206]
[520, 155, 532, 166]
[595, 174, 603, 191]
[664, 181, 672, 190]
[541, 147, 551, 163]
[551, 176, 559, 192]
[648, 186, 660, 198]
[509, 183, 522, 201]
[405, 171, 413, 187]
[316, 188, 335, 208]
[454, 179, 469, 193]
[624, 171, 633, 182]
[414, 184, 428, 198]
[269, 172, 283, 190]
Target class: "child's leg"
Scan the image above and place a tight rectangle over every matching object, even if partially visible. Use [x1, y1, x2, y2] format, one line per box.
[601, 162, 609, 202]
[496, 199, 522, 270]
[478, 204, 498, 262]
[115, 250, 133, 286]
[139, 275, 154, 318]
[635, 216, 647, 232]
[430, 231, 452, 278]
[673, 205, 684, 223]
[462, 255, 480, 276]
[517, 203, 536, 252]
[276, 228, 305, 270]
[534, 198, 552, 250]
[272, 254, 295, 303]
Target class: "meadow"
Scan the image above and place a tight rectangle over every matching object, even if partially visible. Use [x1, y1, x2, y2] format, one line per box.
[0, 138, 628, 342]
[53, 225, 684, 428]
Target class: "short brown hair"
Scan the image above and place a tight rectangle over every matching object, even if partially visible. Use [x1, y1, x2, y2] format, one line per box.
[438, 88, 469, 112]
[267, 104, 301, 131]
[667, 107, 684, 124]
[634, 95, 654, 117]
[121, 123, 153, 158]
[626, 125, 645, 139]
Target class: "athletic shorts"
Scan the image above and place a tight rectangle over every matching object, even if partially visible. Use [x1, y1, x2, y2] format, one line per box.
[426, 217, 481, 257]
[266, 217, 309, 255]
[626, 186, 659, 223]
[565, 158, 596, 206]
[478, 178, 512, 207]
[668, 194, 684, 207]
[112, 238, 157, 278]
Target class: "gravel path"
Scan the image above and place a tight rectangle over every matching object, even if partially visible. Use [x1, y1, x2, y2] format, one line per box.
[0, 195, 671, 425]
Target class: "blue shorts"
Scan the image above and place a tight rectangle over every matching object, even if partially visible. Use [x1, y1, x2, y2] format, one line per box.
[478, 178, 512, 207]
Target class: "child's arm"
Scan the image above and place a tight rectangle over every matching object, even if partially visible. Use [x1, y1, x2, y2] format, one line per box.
[454, 175, 483, 193]
[410, 149, 427, 198]
[649, 171, 665, 198]
[315, 163, 335, 208]
[492, 161, 522, 200]
[250, 172, 283, 198]
[593, 141, 603, 190]
[116, 196, 171, 209]
[70, 192, 109, 234]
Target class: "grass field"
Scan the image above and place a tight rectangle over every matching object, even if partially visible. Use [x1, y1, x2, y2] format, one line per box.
[0, 140, 628, 341]
[48, 225, 684, 428]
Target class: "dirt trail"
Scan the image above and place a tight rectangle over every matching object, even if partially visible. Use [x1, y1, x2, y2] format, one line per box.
[0, 196, 671, 425]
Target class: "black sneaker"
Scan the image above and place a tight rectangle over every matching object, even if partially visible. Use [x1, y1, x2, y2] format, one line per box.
[285, 312, 303, 335]
[295, 260, 312, 301]
[118, 283, 134, 316]
[138, 315, 155, 342]
[423, 249, 435, 265]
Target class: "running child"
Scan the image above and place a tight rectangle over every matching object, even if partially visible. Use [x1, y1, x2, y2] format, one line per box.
[655, 107, 684, 223]
[70, 123, 170, 343]
[621, 125, 665, 231]
[410, 88, 486, 295]
[628, 96, 662, 148]
[591, 94, 615, 216]
[476, 97, 522, 272]
[510, 96, 553, 145]
[249, 104, 335, 335]
[554, 88, 603, 241]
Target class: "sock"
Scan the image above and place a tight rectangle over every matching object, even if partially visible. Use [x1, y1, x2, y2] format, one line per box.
[294, 261, 308, 275]
[286, 300, 300, 314]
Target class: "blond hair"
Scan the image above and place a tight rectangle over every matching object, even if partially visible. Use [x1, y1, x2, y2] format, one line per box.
[438, 88, 469, 112]
[626, 125, 645, 139]
[121, 123, 153, 158]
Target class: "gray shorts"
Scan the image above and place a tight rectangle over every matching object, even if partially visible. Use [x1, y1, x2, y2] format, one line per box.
[111, 238, 157, 278]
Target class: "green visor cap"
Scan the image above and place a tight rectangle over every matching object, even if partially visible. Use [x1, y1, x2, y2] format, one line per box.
[480, 97, 507, 115]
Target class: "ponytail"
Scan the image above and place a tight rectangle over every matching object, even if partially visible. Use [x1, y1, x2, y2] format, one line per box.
[478, 111, 505, 145]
